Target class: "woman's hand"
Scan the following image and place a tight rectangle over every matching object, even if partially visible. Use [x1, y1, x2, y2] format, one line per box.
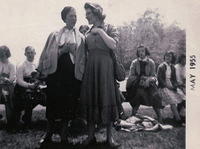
[91, 26, 117, 50]
[59, 42, 70, 53]
[59, 42, 77, 56]
[91, 27, 103, 35]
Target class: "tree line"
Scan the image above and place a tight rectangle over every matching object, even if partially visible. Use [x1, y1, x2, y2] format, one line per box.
[116, 9, 186, 70]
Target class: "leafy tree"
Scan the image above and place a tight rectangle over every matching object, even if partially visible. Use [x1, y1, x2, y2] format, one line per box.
[117, 9, 186, 70]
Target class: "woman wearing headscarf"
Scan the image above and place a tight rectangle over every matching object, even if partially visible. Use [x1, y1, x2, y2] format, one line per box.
[38, 6, 86, 144]
[80, 2, 120, 147]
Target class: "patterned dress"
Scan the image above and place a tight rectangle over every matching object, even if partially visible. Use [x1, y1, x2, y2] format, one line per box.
[80, 24, 119, 124]
[157, 62, 183, 106]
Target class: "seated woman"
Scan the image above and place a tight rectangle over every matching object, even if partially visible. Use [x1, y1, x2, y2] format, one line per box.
[126, 45, 163, 123]
[175, 54, 186, 120]
[175, 54, 186, 94]
[0, 45, 16, 129]
[157, 51, 183, 122]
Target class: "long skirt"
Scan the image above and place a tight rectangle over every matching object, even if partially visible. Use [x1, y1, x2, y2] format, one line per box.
[80, 50, 119, 125]
[46, 53, 81, 121]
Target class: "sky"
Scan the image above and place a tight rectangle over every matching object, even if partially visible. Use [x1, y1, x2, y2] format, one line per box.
[0, 0, 199, 64]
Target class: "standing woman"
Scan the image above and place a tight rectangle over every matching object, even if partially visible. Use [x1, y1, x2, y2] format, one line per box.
[38, 6, 86, 143]
[81, 2, 120, 147]
[157, 51, 183, 122]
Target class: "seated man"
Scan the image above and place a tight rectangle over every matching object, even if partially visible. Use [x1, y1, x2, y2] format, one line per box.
[15, 46, 37, 127]
[0, 45, 16, 128]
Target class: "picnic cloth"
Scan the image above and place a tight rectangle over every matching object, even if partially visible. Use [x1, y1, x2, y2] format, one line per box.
[115, 115, 173, 132]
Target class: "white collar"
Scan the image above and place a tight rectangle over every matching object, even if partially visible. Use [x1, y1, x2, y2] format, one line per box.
[25, 60, 34, 65]
[64, 26, 76, 31]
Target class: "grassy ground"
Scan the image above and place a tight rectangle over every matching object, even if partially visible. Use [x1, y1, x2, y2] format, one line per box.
[0, 104, 185, 149]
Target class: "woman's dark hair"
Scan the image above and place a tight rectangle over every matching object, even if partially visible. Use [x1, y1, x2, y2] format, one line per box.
[177, 54, 186, 64]
[0, 45, 11, 58]
[84, 2, 106, 21]
[136, 45, 150, 57]
[61, 6, 74, 23]
[164, 51, 176, 64]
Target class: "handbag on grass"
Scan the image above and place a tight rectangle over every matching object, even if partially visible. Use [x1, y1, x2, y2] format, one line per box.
[110, 50, 126, 82]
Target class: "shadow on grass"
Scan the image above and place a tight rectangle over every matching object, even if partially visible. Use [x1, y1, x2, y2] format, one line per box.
[38, 142, 117, 149]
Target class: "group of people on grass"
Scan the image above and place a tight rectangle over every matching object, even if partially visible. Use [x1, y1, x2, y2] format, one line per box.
[0, 2, 185, 147]
[126, 46, 185, 125]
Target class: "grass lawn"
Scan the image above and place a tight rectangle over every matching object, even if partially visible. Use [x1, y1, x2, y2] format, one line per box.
[0, 104, 185, 149]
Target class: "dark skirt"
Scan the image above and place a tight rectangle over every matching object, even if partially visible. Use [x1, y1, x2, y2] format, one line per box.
[127, 84, 163, 108]
[46, 53, 81, 120]
[80, 50, 119, 125]
[0, 83, 15, 109]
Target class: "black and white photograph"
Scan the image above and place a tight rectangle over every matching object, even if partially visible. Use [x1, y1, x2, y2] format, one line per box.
[0, 0, 199, 148]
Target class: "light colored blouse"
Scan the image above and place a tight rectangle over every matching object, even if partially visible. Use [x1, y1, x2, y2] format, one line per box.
[17, 60, 37, 88]
[175, 63, 185, 85]
[58, 27, 76, 64]
[163, 62, 173, 88]
[0, 61, 16, 82]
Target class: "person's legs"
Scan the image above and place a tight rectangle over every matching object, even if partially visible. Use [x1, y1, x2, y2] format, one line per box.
[22, 101, 33, 127]
[177, 101, 185, 113]
[153, 106, 163, 123]
[60, 119, 69, 143]
[170, 104, 181, 121]
[83, 122, 96, 145]
[131, 104, 140, 116]
[106, 123, 120, 147]
[5, 96, 16, 129]
[40, 119, 54, 144]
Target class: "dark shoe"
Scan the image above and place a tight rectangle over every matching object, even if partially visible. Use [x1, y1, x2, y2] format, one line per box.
[82, 137, 97, 146]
